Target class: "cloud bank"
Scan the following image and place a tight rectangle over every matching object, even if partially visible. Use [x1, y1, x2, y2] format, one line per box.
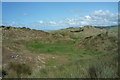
[3, 10, 118, 30]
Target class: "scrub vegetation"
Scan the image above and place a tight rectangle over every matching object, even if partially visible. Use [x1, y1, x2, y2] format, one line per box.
[1, 25, 118, 78]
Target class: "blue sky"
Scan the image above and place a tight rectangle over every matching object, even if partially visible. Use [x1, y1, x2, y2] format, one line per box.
[2, 2, 118, 30]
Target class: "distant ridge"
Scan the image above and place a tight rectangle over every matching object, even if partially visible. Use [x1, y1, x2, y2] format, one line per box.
[94, 25, 118, 29]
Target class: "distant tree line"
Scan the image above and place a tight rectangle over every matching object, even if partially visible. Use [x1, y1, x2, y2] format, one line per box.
[0, 26, 31, 30]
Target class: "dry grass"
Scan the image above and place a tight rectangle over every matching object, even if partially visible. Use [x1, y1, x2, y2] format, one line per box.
[1, 26, 118, 78]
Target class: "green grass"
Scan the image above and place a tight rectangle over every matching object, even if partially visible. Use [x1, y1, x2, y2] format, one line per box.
[45, 58, 60, 66]
[26, 41, 103, 66]
[26, 41, 117, 78]
[26, 42, 102, 56]
[26, 42, 74, 54]
[28, 52, 118, 78]
[27, 42, 75, 55]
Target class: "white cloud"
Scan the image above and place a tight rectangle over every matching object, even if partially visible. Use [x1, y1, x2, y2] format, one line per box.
[9, 21, 17, 26]
[88, 10, 118, 26]
[85, 16, 91, 20]
[80, 21, 89, 25]
[42, 10, 117, 28]
[63, 10, 117, 26]
[49, 21, 56, 25]
[3, 21, 25, 27]
[38, 21, 43, 24]
[4, 10, 117, 30]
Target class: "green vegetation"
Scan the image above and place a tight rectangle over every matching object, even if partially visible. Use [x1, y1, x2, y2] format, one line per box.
[26, 42, 102, 55]
[2, 26, 118, 78]
[26, 42, 77, 54]
[28, 52, 118, 78]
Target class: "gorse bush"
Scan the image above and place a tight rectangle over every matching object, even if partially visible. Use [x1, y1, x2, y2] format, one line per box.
[20, 27, 27, 29]
[9, 62, 32, 78]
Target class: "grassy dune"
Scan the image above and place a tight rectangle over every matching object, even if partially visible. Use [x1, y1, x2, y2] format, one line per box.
[1, 26, 118, 78]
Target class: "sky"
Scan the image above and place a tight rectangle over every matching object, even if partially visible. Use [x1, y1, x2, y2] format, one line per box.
[2, 0, 120, 2]
[2, 2, 118, 30]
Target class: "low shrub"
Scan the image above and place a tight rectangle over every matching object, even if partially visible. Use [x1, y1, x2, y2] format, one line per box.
[9, 62, 32, 78]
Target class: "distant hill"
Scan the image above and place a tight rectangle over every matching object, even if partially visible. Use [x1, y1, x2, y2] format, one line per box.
[94, 25, 118, 29]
